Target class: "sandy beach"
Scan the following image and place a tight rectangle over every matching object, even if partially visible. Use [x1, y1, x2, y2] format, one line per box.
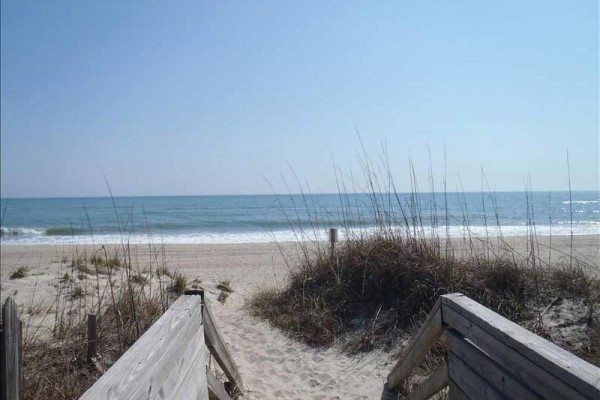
[1, 235, 599, 399]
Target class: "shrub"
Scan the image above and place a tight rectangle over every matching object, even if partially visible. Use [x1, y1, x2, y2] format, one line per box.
[250, 233, 598, 355]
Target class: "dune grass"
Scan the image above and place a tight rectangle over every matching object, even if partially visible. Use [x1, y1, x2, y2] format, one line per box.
[250, 154, 599, 365]
[19, 243, 184, 399]
[251, 234, 598, 356]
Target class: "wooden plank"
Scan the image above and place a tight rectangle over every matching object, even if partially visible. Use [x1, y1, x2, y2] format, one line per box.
[447, 350, 506, 400]
[449, 380, 471, 400]
[170, 331, 209, 400]
[444, 305, 585, 400]
[406, 363, 448, 400]
[446, 329, 542, 399]
[387, 298, 444, 389]
[202, 300, 244, 392]
[152, 325, 208, 400]
[87, 314, 97, 366]
[1, 297, 21, 400]
[442, 293, 600, 399]
[80, 295, 207, 400]
[208, 372, 233, 400]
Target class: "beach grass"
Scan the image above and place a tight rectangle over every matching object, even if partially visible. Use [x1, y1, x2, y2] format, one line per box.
[249, 154, 600, 365]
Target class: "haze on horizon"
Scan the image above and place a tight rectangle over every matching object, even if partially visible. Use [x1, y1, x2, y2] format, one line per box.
[1, 1, 598, 199]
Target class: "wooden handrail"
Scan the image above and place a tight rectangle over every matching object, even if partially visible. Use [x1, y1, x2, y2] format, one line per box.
[203, 300, 244, 396]
[207, 371, 233, 400]
[383, 293, 600, 400]
[405, 364, 448, 400]
[386, 298, 445, 389]
[1, 297, 22, 400]
[442, 293, 600, 400]
[184, 289, 244, 398]
[80, 294, 207, 399]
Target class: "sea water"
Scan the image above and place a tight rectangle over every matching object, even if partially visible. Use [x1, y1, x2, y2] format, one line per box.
[0, 192, 598, 245]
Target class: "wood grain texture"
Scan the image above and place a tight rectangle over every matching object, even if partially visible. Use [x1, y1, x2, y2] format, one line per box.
[202, 300, 244, 392]
[387, 298, 444, 389]
[449, 381, 471, 400]
[152, 326, 207, 400]
[170, 336, 209, 400]
[446, 329, 542, 400]
[442, 293, 600, 400]
[87, 314, 97, 366]
[80, 295, 208, 400]
[406, 363, 448, 400]
[208, 372, 233, 400]
[1, 297, 21, 400]
[448, 351, 506, 400]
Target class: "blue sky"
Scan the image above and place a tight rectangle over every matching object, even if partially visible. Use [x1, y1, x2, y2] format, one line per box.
[1, 1, 598, 197]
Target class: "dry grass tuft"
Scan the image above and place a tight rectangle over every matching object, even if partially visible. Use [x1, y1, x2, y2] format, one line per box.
[169, 272, 187, 294]
[9, 266, 30, 280]
[18, 243, 179, 399]
[217, 280, 233, 303]
[217, 280, 233, 293]
[251, 234, 598, 357]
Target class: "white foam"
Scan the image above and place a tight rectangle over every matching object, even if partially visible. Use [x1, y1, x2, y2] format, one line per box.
[1, 223, 598, 245]
[0, 227, 45, 236]
[561, 200, 599, 205]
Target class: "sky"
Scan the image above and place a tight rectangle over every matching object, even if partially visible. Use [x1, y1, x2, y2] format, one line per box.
[1, 1, 598, 198]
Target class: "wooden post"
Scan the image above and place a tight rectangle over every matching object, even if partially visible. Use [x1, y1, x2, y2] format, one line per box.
[87, 314, 97, 367]
[329, 228, 338, 259]
[1, 297, 22, 400]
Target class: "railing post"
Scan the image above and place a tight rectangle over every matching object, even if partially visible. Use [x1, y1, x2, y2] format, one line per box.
[87, 314, 97, 367]
[329, 228, 338, 259]
[1, 297, 22, 400]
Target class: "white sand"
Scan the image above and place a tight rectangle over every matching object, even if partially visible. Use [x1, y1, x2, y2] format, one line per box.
[1, 235, 598, 399]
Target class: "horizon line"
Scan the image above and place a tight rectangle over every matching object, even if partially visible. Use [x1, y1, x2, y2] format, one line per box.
[1, 189, 599, 201]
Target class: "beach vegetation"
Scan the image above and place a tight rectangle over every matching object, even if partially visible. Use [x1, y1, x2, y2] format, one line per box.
[70, 286, 85, 300]
[156, 266, 173, 279]
[217, 280, 233, 293]
[169, 272, 187, 294]
[249, 152, 600, 365]
[60, 272, 72, 283]
[20, 242, 180, 399]
[217, 291, 230, 303]
[9, 266, 30, 280]
[217, 280, 233, 303]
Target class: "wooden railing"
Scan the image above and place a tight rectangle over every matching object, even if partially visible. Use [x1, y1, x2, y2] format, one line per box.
[1, 297, 23, 400]
[383, 293, 600, 400]
[80, 290, 242, 400]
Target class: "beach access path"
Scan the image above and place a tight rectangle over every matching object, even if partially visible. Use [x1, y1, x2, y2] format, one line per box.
[1, 235, 598, 399]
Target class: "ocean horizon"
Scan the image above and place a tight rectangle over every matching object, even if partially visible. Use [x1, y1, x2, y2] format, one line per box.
[1, 190, 598, 245]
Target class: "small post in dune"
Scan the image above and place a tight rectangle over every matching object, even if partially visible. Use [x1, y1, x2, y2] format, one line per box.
[87, 314, 97, 367]
[329, 228, 338, 259]
[1, 297, 22, 400]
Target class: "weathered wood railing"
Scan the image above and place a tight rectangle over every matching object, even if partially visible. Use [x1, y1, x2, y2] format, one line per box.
[1, 297, 23, 400]
[383, 293, 600, 400]
[80, 290, 242, 400]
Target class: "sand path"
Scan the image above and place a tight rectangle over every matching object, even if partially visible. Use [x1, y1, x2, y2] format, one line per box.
[1, 235, 598, 399]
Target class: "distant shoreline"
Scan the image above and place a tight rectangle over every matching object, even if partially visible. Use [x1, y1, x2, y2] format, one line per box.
[2, 234, 598, 266]
[1, 228, 599, 246]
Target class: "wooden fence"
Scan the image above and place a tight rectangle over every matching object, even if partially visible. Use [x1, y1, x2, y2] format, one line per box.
[4, 291, 600, 399]
[1, 297, 23, 400]
[382, 293, 600, 400]
[79, 289, 242, 400]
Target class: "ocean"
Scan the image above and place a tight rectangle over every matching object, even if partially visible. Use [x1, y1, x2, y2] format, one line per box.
[0, 191, 598, 245]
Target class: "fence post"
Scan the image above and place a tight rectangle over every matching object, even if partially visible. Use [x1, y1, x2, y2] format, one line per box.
[1, 297, 22, 400]
[329, 228, 338, 259]
[87, 314, 97, 367]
